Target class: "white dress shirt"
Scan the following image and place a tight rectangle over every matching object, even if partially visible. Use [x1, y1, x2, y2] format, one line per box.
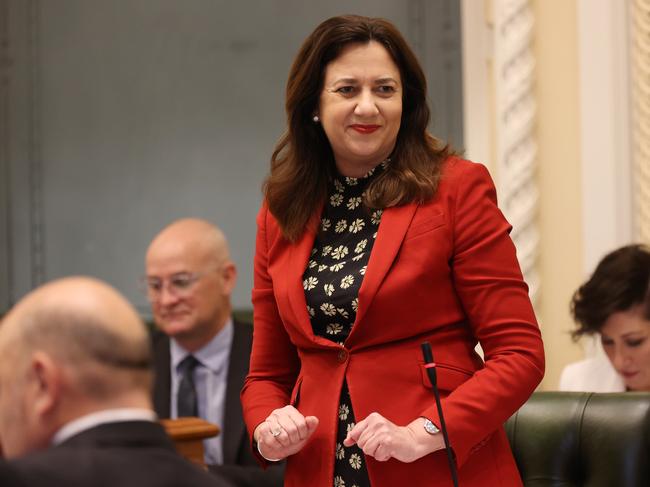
[558, 355, 625, 392]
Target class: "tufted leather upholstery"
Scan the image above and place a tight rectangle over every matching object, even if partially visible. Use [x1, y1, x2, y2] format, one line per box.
[505, 392, 650, 487]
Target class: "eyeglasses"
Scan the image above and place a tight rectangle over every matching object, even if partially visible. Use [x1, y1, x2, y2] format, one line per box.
[141, 271, 208, 301]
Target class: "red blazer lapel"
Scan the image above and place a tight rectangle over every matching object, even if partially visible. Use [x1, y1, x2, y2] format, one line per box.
[349, 203, 418, 344]
[286, 225, 316, 337]
[284, 209, 336, 346]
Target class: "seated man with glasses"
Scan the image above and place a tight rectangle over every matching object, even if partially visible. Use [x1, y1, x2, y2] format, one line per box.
[144, 218, 283, 487]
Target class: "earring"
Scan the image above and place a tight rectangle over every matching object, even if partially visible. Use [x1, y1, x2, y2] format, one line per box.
[313, 115, 320, 123]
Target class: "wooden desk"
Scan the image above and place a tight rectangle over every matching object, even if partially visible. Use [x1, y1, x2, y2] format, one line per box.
[160, 417, 220, 468]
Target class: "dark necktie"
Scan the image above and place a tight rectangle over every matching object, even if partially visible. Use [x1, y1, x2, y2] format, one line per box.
[177, 354, 200, 417]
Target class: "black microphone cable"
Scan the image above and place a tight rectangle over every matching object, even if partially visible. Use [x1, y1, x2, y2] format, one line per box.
[421, 341, 459, 487]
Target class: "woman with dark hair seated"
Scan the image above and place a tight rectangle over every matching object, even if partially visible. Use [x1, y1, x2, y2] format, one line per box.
[560, 244, 650, 392]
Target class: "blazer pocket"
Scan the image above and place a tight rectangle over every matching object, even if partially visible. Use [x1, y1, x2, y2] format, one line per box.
[404, 213, 446, 241]
[420, 362, 473, 392]
[290, 376, 303, 407]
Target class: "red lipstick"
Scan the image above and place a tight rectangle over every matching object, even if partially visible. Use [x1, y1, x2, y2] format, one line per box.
[350, 124, 380, 134]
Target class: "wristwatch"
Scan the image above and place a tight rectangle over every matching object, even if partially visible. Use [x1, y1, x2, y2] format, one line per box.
[423, 418, 440, 435]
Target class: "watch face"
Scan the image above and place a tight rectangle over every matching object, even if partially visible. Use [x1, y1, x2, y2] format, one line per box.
[424, 419, 440, 435]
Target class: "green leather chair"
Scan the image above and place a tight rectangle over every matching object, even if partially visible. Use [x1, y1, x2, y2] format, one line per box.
[505, 392, 650, 486]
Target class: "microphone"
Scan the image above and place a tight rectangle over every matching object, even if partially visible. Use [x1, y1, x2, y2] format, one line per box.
[421, 341, 459, 487]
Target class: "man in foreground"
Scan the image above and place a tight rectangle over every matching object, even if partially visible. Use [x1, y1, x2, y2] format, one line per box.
[0, 276, 232, 487]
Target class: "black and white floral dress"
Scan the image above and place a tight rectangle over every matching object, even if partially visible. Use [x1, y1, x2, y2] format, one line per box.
[302, 165, 384, 487]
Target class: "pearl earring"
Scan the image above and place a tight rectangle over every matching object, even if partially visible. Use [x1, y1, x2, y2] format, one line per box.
[313, 115, 320, 123]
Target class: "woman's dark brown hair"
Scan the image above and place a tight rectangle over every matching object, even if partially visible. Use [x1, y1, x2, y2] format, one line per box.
[570, 244, 650, 340]
[264, 15, 451, 241]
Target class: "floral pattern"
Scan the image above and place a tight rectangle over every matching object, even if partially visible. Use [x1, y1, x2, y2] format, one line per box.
[340, 275, 355, 289]
[349, 453, 363, 470]
[327, 323, 344, 335]
[321, 303, 337, 316]
[332, 245, 349, 260]
[335, 220, 349, 233]
[302, 164, 384, 487]
[336, 442, 346, 460]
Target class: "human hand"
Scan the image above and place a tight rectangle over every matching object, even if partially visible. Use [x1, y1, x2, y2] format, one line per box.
[253, 405, 319, 461]
[344, 413, 444, 463]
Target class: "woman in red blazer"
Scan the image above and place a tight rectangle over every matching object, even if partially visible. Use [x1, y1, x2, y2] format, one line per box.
[241, 15, 545, 487]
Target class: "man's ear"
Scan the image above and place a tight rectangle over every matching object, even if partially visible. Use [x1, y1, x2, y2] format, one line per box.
[27, 351, 62, 418]
[220, 262, 237, 296]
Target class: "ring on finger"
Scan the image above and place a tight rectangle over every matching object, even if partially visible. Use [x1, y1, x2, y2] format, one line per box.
[374, 442, 384, 457]
[271, 427, 282, 437]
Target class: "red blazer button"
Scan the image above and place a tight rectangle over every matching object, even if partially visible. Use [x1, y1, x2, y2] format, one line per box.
[337, 349, 348, 363]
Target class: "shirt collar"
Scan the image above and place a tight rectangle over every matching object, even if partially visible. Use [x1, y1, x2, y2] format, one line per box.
[51, 408, 157, 446]
[170, 318, 234, 374]
[333, 157, 388, 187]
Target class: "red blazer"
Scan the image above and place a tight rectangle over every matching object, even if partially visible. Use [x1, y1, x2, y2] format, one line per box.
[242, 157, 545, 487]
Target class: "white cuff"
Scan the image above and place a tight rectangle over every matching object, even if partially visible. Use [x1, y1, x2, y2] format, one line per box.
[256, 440, 282, 462]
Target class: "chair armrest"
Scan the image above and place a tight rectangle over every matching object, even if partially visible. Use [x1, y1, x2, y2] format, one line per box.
[160, 417, 220, 468]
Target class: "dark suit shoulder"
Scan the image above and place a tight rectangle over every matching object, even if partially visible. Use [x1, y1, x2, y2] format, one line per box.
[151, 328, 170, 349]
[151, 330, 172, 418]
[10, 450, 233, 487]
[0, 460, 26, 487]
[232, 319, 253, 346]
[7, 422, 234, 487]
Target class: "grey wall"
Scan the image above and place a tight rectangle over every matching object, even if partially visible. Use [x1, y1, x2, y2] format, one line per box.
[1, 0, 462, 316]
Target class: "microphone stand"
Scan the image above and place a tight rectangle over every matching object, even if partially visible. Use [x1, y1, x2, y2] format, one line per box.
[421, 342, 459, 487]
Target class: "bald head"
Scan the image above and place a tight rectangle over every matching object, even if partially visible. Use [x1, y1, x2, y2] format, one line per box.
[0, 277, 152, 392]
[145, 219, 237, 352]
[147, 218, 230, 269]
[0, 277, 153, 458]
[3, 276, 145, 342]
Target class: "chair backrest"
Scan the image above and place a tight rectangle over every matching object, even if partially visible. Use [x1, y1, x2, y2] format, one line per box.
[505, 391, 650, 487]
